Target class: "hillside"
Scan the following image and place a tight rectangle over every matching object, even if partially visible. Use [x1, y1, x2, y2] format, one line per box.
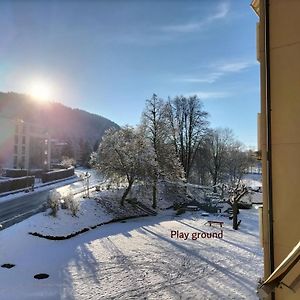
[0, 92, 119, 153]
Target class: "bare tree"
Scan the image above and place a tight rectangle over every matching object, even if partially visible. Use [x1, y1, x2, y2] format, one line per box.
[165, 95, 208, 180]
[190, 142, 211, 185]
[227, 185, 248, 230]
[204, 128, 234, 189]
[142, 94, 184, 208]
[227, 142, 252, 186]
[142, 94, 164, 208]
[96, 126, 156, 206]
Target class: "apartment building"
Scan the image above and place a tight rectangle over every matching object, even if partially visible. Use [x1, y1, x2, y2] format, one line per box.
[0, 116, 51, 170]
[251, 0, 300, 299]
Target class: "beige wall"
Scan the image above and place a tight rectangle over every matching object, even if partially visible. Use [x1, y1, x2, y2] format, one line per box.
[257, 0, 300, 299]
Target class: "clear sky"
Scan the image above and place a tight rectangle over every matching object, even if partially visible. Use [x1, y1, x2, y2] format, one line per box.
[0, 0, 259, 148]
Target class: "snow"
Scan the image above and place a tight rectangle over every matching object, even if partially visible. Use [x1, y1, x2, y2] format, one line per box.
[250, 192, 263, 204]
[27, 198, 113, 237]
[242, 173, 262, 190]
[242, 174, 263, 204]
[0, 203, 263, 299]
[0, 176, 79, 204]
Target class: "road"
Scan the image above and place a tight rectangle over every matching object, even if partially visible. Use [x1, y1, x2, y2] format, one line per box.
[0, 169, 104, 230]
[0, 190, 49, 229]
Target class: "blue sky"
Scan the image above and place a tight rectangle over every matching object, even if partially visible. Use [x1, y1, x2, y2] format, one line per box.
[0, 0, 259, 148]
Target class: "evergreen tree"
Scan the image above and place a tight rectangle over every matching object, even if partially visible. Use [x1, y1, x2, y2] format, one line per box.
[61, 138, 74, 159]
[79, 139, 92, 167]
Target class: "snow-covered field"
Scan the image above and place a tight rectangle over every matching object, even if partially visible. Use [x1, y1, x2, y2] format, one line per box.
[0, 206, 263, 299]
[242, 174, 262, 190]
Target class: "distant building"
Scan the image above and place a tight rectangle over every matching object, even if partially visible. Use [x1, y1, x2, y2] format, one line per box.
[0, 116, 51, 170]
[50, 139, 68, 165]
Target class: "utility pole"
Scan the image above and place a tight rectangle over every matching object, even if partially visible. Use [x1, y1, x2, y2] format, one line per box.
[85, 171, 91, 198]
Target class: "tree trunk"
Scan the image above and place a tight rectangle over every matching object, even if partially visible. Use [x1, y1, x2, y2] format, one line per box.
[213, 171, 218, 193]
[121, 179, 134, 206]
[152, 178, 157, 209]
[232, 200, 238, 230]
[221, 184, 225, 198]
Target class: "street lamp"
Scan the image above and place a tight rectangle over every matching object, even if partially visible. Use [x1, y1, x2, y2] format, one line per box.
[85, 172, 91, 198]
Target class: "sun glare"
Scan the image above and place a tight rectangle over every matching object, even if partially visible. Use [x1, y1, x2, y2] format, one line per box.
[28, 80, 52, 102]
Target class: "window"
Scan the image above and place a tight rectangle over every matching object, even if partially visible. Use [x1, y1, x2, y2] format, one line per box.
[22, 146, 25, 155]
[22, 136, 26, 144]
[14, 135, 18, 144]
[15, 124, 19, 133]
[14, 145, 18, 154]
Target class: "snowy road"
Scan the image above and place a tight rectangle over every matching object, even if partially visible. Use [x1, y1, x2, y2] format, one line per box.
[0, 178, 79, 229]
[0, 170, 103, 229]
[0, 190, 49, 229]
[0, 209, 262, 299]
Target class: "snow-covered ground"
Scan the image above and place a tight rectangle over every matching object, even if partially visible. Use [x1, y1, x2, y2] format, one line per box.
[0, 205, 263, 299]
[242, 174, 263, 204]
[27, 198, 113, 237]
[242, 173, 262, 190]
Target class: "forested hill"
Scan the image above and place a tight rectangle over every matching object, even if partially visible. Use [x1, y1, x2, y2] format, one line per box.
[0, 92, 119, 150]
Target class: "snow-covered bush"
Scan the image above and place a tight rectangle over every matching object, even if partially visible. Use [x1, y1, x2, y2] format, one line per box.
[173, 202, 183, 210]
[61, 156, 76, 168]
[47, 190, 61, 217]
[89, 151, 98, 167]
[61, 190, 73, 209]
[61, 190, 80, 216]
[176, 208, 186, 215]
[69, 197, 80, 216]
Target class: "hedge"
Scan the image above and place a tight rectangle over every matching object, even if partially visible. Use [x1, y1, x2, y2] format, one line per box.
[0, 176, 35, 194]
[5, 169, 45, 179]
[28, 169, 44, 178]
[5, 169, 28, 178]
[41, 167, 74, 183]
[51, 164, 68, 169]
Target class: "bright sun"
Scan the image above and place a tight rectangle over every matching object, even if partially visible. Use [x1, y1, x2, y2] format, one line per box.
[28, 80, 52, 102]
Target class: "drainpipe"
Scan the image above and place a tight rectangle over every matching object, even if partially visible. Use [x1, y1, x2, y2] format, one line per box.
[264, 0, 275, 298]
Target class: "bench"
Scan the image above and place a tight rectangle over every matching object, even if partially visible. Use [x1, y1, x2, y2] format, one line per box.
[185, 205, 199, 211]
[205, 220, 224, 227]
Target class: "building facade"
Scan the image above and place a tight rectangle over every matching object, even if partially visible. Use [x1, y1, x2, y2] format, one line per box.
[0, 116, 51, 170]
[252, 0, 300, 299]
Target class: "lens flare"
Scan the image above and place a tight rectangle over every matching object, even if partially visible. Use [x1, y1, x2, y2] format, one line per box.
[28, 80, 52, 102]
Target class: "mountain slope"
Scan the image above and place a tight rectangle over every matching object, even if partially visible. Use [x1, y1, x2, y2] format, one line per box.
[0, 92, 119, 151]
